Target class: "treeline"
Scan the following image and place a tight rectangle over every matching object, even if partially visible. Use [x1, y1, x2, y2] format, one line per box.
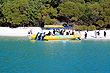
[0, 0, 110, 30]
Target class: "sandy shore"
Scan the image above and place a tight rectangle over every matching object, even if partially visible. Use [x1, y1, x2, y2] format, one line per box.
[76, 30, 110, 40]
[0, 27, 42, 36]
[0, 27, 110, 40]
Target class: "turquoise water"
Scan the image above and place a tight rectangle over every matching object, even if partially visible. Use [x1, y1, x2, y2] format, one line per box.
[0, 37, 110, 73]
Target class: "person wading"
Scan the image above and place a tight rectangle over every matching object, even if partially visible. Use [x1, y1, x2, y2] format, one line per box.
[85, 32, 87, 39]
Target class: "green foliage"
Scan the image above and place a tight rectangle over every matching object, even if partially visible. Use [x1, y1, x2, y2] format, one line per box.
[45, 16, 56, 24]
[37, 5, 57, 24]
[0, 4, 2, 22]
[85, 2, 103, 22]
[58, 1, 86, 26]
[48, 7, 57, 16]
[75, 3, 86, 17]
[99, 1, 110, 26]
[88, 25, 96, 30]
[74, 24, 80, 30]
[56, 0, 76, 3]
[88, 2, 103, 16]
[0, 0, 110, 29]
[100, 1, 110, 9]
[96, 20, 105, 27]
[81, 25, 88, 30]
[0, 0, 15, 4]
[75, 24, 87, 30]
[38, 0, 52, 3]
[71, 17, 78, 21]
[1, 0, 30, 25]
[75, 24, 96, 30]
[58, 1, 75, 17]
[58, 2, 85, 17]
[0, 4, 1, 8]
[79, 20, 83, 24]
[104, 16, 110, 24]
[25, 1, 42, 26]
[76, 0, 85, 4]
[104, 8, 110, 16]
[85, 0, 102, 2]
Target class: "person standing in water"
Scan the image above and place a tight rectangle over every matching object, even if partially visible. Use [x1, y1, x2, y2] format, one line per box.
[95, 30, 97, 38]
[85, 32, 87, 39]
[104, 31, 106, 38]
[97, 30, 100, 38]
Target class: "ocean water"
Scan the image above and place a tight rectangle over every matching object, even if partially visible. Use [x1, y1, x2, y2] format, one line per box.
[0, 37, 110, 73]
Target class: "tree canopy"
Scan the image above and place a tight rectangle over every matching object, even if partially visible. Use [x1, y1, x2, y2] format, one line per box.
[0, 0, 110, 30]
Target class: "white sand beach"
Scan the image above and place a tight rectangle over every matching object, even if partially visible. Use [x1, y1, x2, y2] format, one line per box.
[0, 27, 42, 36]
[0, 27, 110, 40]
[76, 30, 110, 40]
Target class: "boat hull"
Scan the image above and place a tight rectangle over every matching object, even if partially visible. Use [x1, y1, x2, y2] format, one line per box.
[29, 34, 81, 40]
[44, 35, 78, 40]
[30, 34, 37, 39]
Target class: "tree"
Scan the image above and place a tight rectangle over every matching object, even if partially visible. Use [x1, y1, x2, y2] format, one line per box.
[104, 16, 110, 25]
[0, 4, 2, 17]
[0, 0, 110, 29]
[76, 0, 85, 4]
[58, 1, 86, 26]
[82, 2, 104, 27]
[25, 1, 42, 26]
[88, 2, 103, 19]
[96, 20, 104, 27]
[88, 25, 96, 30]
[84, 0, 101, 2]
[100, 1, 110, 25]
[0, 4, 3, 26]
[1, 0, 30, 27]
[75, 24, 87, 30]
[0, 0, 16, 4]
[37, 5, 57, 25]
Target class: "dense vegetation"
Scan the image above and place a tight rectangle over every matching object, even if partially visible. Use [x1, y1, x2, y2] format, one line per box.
[0, 0, 110, 30]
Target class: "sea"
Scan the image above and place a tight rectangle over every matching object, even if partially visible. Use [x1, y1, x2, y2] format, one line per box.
[0, 36, 110, 73]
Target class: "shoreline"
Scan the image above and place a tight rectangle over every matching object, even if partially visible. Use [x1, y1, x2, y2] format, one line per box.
[0, 27, 110, 40]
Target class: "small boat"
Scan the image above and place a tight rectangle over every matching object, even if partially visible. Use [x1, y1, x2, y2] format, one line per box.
[30, 33, 81, 40]
[29, 25, 81, 40]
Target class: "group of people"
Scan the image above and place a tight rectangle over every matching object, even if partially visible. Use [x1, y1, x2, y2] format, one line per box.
[95, 30, 106, 38]
[34, 29, 75, 40]
[35, 32, 46, 40]
[84, 30, 107, 40]
[47, 29, 75, 36]
[29, 28, 107, 40]
[34, 29, 76, 40]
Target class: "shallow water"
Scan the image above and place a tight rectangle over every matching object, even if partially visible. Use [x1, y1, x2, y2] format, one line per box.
[0, 37, 110, 73]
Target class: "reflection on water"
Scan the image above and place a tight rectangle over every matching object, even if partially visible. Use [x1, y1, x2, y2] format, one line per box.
[70, 40, 81, 43]
[0, 37, 110, 73]
[30, 39, 82, 43]
[44, 39, 81, 43]
[30, 40, 36, 43]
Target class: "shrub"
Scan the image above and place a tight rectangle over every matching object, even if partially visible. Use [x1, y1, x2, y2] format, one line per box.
[75, 24, 87, 30]
[88, 25, 96, 30]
